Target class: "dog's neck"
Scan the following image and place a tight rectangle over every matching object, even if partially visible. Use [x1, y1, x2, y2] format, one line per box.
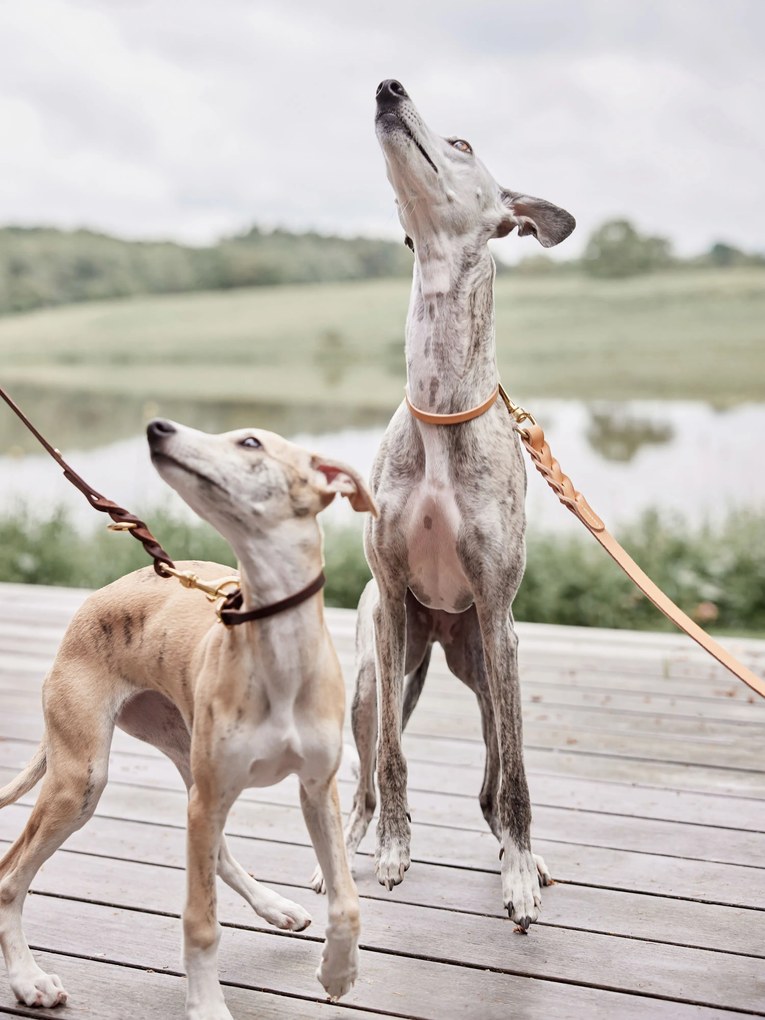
[229, 518, 325, 617]
[405, 247, 498, 414]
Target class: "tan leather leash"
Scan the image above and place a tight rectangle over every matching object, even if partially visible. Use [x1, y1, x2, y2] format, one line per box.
[404, 381, 765, 699]
[502, 385, 765, 700]
[0, 385, 325, 626]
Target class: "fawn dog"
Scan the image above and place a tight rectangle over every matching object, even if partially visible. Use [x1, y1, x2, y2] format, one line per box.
[0, 419, 376, 1019]
[319, 80, 575, 931]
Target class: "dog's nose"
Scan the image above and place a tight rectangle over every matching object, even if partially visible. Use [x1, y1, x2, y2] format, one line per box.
[146, 418, 176, 442]
[376, 79, 408, 106]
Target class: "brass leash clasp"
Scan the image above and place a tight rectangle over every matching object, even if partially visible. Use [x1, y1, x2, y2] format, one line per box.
[158, 564, 241, 603]
[498, 383, 537, 436]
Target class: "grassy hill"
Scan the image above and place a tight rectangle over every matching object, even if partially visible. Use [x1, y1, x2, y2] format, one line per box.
[1, 268, 763, 420]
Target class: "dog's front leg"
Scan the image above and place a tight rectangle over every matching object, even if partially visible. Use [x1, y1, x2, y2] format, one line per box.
[372, 588, 411, 889]
[477, 608, 542, 930]
[299, 779, 360, 1001]
[184, 782, 234, 1020]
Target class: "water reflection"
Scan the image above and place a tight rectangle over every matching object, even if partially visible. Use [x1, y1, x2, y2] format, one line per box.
[0, 383, 391, 455]
[586, 405, 674, 463]
[1, 392, 764, 535]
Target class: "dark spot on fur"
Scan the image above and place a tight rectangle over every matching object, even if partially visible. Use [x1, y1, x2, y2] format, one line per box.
[81, 762, 96, 815]
[429, 377, 439, 404]
[423, 515, 433, 530]
[123, 614, 133, 647]
[207, 704, 214, 721]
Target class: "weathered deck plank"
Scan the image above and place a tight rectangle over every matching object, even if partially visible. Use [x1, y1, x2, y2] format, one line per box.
[1, 582, 764, 1018]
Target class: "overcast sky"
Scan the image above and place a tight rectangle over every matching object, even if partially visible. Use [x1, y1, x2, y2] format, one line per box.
[0, 0, 763, 258]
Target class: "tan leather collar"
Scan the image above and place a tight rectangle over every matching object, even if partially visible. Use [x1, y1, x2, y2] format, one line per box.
[405, 384, 500, 425]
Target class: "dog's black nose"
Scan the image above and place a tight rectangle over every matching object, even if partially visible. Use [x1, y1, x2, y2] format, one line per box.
[146, 418, 176, 442]
[376, 79, 408, 106]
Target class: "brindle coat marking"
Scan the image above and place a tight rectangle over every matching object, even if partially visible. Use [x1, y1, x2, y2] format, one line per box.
[0, 422, 376, 1019]
[313, 80, 575, 930]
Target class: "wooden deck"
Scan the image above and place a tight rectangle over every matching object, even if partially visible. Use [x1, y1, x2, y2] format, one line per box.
[0, 580, 763, 1019]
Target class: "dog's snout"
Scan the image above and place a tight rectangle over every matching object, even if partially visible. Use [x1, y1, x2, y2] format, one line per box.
[376, 79, 408, 105]
[146, 418, 177, 443]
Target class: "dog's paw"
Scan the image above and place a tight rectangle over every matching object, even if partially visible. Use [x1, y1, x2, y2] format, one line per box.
[375, 839, 410, 891]
[262, 896, 312, 932]
[310, 863, 327, 895]
[316, 946, 359, 1002]
[255, 889, 312, 931]
[501, 842, 542, 931]
[12, 969, 68, 1009]
[534, 852, 554, 887]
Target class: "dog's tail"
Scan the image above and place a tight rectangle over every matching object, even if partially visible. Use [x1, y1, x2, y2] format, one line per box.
[0, 742, 47, 809]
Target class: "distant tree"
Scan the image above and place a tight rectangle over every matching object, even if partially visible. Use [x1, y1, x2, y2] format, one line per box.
[583, 219, 673, 278]
[706, 242, 748, 268]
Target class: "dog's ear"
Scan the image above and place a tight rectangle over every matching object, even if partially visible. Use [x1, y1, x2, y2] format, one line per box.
[497, 190, 576, 248]
[311, 456, 378, 516]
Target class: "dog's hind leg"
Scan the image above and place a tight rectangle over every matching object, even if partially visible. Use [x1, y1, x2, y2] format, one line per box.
[300, 778, 360, 1001]
[0, 669, 114, 1008]
[344, 583, 380, 856]
[117, 691, 312, 932]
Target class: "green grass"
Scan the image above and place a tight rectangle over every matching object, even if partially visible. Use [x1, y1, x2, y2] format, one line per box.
[0, 268, 763, 411]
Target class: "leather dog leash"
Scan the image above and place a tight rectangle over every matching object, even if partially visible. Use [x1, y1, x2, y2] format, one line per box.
[0, 385, 325, 626]
[405, 381, 765, 700]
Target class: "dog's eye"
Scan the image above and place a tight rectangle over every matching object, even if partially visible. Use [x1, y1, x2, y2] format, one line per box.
[240, 436, 262, 449]
[451, 139, 472, 154]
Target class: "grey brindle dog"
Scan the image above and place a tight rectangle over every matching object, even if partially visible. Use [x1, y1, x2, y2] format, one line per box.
[314, 80, 575, 930]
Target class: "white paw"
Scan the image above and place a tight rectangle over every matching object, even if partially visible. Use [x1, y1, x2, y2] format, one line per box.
[12, 969, 68, 1008]
[534, 852, 554, 887]
[501, 842, 542, 931]
[310, 863, 327, 895]
[375, 839, 410, 891]
[258, 894, 312, 932]
[316, 946, 359, 1002]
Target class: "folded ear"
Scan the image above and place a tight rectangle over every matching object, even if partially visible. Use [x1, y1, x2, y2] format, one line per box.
[498, 190, 576, 248]
[311, 455, 378, 516]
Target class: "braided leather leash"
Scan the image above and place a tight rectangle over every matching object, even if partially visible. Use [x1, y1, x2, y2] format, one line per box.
[497, 385, 765, 701]
[1, 385, 175, 575]
[0, 385, 325, 626]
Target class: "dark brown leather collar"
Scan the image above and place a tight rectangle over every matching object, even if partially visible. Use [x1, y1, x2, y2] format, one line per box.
[218, 572, 326, 626]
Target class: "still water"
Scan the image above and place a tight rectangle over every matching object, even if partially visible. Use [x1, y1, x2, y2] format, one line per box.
[1, 394, 763, 535]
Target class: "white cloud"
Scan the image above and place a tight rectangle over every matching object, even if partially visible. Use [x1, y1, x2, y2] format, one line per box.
[0, 0, 762, 257]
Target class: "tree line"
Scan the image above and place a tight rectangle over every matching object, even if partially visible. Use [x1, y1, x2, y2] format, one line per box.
[0, 225, 414, 315]
[0, 219, 762, 316]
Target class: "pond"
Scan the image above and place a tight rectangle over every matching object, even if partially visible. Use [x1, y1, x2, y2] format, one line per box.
[1, 389, 763, 536]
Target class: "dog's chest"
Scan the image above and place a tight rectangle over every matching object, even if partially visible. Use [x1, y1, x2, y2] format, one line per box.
[230, 698, 339, 789]
[402, 441, 473, 613]
[244, 716, 305, 787]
